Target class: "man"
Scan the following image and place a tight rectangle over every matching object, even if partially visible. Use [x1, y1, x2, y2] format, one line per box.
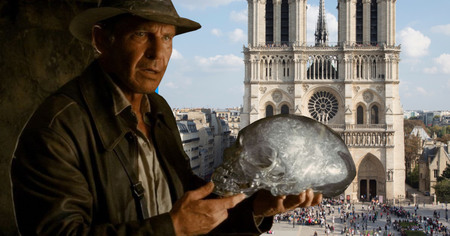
[11, 0, 321, 235]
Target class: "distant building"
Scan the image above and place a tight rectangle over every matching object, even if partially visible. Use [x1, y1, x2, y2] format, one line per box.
[418, 141, 450, 195]
[215, 108, 241, 141]
[423, 112, 440, 127]
[174, 109, 232, 180]
[176, 120, 201, 175]
[404, 110, 421, 119]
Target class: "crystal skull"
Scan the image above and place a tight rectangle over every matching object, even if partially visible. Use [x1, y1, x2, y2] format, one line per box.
[211, 114, 356, 198]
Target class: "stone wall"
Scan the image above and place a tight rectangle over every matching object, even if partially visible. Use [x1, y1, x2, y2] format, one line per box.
[0, 1, 95, 234]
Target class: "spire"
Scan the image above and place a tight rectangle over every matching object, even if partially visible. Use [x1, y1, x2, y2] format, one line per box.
[315, 0, 329, 46]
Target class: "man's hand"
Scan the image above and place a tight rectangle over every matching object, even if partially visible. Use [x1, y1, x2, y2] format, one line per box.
[252, 189, 322, 217]
[170, 182, 246, 236]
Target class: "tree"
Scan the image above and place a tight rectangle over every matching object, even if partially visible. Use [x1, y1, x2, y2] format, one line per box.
[404, 119, 428, 136]
[404, 135, 421, 174]
[433, 179, 450, 203]
[404, 119, 426, 174]
[428, 125, 442, 138]
[406, 165, 419, 188]
[437, 163, 450, 182]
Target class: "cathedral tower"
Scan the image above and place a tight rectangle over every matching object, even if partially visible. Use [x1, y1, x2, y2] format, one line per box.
[241, 0, 405, 202]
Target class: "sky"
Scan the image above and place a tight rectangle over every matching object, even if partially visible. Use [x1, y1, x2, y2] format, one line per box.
[160, 0, 450, 111]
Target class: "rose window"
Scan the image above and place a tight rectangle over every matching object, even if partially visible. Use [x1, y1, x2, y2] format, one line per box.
[308, 91, 338, 123]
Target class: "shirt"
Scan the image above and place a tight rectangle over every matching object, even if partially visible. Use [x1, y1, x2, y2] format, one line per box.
[103, 71, 172, 216]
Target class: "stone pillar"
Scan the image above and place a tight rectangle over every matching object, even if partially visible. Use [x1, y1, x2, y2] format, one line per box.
[362, 0, 371, 44]
[248, 0, 266, 47]
[289, 0, 307, 46]
[338, 0, 357, 45]
[273, 0, 282, 45]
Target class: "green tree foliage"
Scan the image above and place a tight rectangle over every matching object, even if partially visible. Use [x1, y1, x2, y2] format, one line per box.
[433, 179, 450, 202]
[437, 163, 450, 182]
[434, 164, 450, 202]
[406, 165, 419, 188]
[428, 125, 442, 137]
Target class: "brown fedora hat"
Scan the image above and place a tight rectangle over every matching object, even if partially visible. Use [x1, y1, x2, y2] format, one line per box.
[70, 0, 201, 44]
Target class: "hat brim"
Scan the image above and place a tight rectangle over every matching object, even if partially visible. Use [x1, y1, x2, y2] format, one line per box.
[70, 7, 201, 44]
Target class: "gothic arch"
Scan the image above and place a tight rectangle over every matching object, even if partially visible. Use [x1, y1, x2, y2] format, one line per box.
[354, 89, 385, 124]
[259, 89, 293, 116]
[357, 153, 386, 201]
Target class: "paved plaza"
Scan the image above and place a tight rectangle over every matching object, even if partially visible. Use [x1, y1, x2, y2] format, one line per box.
[266, 202, 450, 236]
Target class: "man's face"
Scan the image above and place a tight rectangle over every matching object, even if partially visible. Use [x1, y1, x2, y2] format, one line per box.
[97, 16, 176, 94]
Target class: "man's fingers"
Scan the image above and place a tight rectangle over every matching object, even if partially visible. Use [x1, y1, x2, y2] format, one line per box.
[188, 182, 215, 200]
[311, 193, 323, 206]
[283, 194, 303, 210]
[298, 189, 314, 208]
[210, 193, 246, 209]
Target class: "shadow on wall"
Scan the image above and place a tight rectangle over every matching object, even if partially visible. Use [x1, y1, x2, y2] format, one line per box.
[0, 1, 95, 235]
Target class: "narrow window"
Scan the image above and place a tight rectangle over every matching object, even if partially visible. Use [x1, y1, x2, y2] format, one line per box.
[356, 0, 363, 44]
[370, 0, 378, 45]
[357, 105, 364, 124]
[281, 105, 289, 114]
[266, 105, 274, 117]
[371, 105, 379, 124]
[266, 0, 274, 44]
[281, 0, 289, 44]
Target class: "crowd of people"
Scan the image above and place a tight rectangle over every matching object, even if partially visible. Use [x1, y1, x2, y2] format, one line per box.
[387, 205, 449, 235]
[273, 199, 449, 235]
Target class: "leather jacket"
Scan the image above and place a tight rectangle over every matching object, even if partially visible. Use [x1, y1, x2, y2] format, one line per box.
[11, 61, 272, 235]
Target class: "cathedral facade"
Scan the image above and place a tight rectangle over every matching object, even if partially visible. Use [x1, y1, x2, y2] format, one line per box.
[241, 0, 405, 202]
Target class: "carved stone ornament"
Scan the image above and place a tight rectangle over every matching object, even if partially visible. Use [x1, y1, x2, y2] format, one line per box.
[376, 86, 383, 94]
[259, 87, 267, 94]
[212, 114, 356, 197]
[363, 91, 374, 103]
[303, 84, 310, 92]
[288, 86, 294, 94]
[354, 86, 360, 93]
[272, 91, 283, 103]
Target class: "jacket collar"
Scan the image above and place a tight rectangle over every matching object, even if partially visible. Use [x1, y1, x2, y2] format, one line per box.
[76, 61, 170, 151]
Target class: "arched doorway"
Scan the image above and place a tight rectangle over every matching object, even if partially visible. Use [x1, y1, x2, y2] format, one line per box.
[357, 154, 385, 202]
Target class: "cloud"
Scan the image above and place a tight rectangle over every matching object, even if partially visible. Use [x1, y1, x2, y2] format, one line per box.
[230, 9, 247, 23]
[211, 28, 222, 37]
[424, 67, 438, 74]
[175, 0, 240, 9]
[398, 27, 431, 58]
[228, 28, 246, 43]
[164, 81, 179, 89]
[306, 4, 338, 45]
[424, 54, 450, 74]
[195, 54, 243, 72]
[431, 24, 450, 36]
[434, 54, 450, 74]
[416, 87, 429, 96]
[171, 49, 183, 60]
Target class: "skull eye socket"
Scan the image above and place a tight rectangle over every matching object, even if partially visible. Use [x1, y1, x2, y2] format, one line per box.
[246, 146, 276, 169]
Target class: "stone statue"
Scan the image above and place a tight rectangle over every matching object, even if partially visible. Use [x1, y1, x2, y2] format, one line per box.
[212, 114, 356, 198]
